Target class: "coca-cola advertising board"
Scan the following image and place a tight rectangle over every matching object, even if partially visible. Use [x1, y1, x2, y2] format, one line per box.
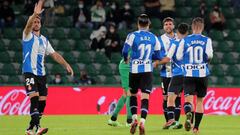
[0, 86, 240, 115]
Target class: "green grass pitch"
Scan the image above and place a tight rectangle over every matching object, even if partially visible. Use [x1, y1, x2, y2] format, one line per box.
[0, 115, 239, 135]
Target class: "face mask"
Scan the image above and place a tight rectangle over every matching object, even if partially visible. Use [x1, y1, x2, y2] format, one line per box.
[55, 78, 61, 83]
[124, 4, 130, 10]
[79, 4, 84, 8]
[111, 4, 116, 10]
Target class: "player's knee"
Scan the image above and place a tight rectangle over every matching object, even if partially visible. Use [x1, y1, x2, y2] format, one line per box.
[39, 96, 47, 101]
[141, 93, 149, 100]
[29, 92, 39, 98]
[185, 95, 194, 104]
[167, 95, 176, 106]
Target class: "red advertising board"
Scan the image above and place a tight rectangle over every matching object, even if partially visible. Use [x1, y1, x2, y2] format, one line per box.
[0, 86, 239, 115]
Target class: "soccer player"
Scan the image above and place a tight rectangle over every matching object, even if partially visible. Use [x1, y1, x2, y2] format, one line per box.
[176, 17, 213, 134]
[108, 58, 132, 127]
[122, 14, 163, 135]
[158, 17, 182, 128]
[23, 1, 74, 135]
[155, 23, 189, 129]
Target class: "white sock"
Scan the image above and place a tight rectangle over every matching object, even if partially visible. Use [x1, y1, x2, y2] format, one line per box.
[140, 118, 146, 125]
[132, 114, 138, 121]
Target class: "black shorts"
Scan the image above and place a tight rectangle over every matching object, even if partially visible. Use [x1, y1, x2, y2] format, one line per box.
[161, 77, 171, 96]
[168, 75, 183, 95]
[24, 73, 48, 96]
[183, 77, 208, 98]
[129, 72, 153, 94]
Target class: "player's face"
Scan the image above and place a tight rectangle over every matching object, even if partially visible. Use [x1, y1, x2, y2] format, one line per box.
[163, 21, 174, 34]
[32, 18, 41, 32]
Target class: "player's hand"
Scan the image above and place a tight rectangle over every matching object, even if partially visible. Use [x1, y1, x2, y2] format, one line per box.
[153, 61, 159, 68]
[65, 64, 74, 76]
[34, 0, 44, 15]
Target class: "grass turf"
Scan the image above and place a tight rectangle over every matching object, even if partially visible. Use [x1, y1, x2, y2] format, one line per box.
[0, 115, 239, 135]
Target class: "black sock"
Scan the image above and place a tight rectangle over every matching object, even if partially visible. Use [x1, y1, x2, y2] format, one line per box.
[191, 112, 195, 124]
[28, 96, 40, 130]
[127, 118, 132, 124]
[38, 100, 46, 119]
[141, 99, 149, 119]
[184, 102, 192, 114]
[167, 106, 175, 120]
[174, 97, 181, 121]
[111, 115, 117, 121]
[194, 112, 203, 129]
[163, 100, 168, 122]
[130, 96, 137, 115]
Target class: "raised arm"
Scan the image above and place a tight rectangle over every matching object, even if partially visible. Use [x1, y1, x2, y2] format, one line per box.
[23, 0, 44, 36]
[50, 52, 74, 76]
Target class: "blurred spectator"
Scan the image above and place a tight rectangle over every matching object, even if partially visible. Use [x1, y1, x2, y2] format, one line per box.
[73, 0, 92, 29]
[0, 0, 15, 28]
[51, 73, 64, 84]
[105, 23, 121, 60]
[231, 0, 240, 10]
[24, 0, 36, 15]
[144, 0, 161, 19]
[43, 0, 54, 26]
[159, 0, 175, 19]
[119, 1, 134, 29]
[106, 1, 121, 26]
[54, 0, 65, 16]
[74, 70, 95, 85]
[90, 0, 106, 29]
[90, 25, 107, 52]
[209, 4, 225, 31]
[198, 1, 210, 33]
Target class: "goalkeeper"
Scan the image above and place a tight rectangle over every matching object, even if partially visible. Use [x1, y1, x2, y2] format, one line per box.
[108, 58, 132, 127]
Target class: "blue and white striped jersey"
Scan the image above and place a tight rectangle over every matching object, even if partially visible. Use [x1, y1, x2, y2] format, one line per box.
[176, 34, 213, 77]
[158, 33, 177, 78]
[22, 32, 55, 76]
[122, 30, 162, 73]
[167, 39, 184, 76]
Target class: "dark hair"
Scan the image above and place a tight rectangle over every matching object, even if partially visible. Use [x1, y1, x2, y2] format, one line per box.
[163, 17, 174, 24]
[177, 23, 189, 35]
[192, 17, 204, 25]
[138, 14, 151, 27]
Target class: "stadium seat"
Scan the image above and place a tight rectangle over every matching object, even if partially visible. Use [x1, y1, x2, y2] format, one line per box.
[151, 18, 162, 29]
[51, 64, 66, 75]
[175, 0, 185, 7]
[63, 52, 76, 64]
[209, 30, 224, 41]
[227, 19, 239, 30]
[216, 41, 232, 52]
[233, 77, 240, 85]
[176, 7, 192, 18]
[86, 64, 98, 76]
[94, 52, 109, 64]
[185, 0, 199, 7]
[118, 29, 128, 40]
[41, 27, 49, 36]
[223, 53, 237, 64]
[99, 64, 114, 75]
[0, 40, 6, 51]
[8, 75, 22, 84]
[211, 65, 225, 77]
[0, 52, 11, 63]
[227, 30, 240, 41]
[56, 17, 72, 28]
[222, 7, 235, 18]
[78, 52, 93, 64]
[3, 28, 17, 39]
[75, 40, 89, 51]
[57, 40, 72, 52]
[8, 39, 22, 51]
[208, 76, 217, 85]
[218, 0, 230, 7]
[79, 29, 92, 39]
[226, 65, 240, 77]
[52, 28, 66, 39]
[71, 64, 81, 76]
[1, 64, 17, 75]
[68, 28, 81, 39]
[111, 53, 122, 63]
[233, 41, 240, 52]
[216, 77, 229, 85]
[105, 76, 118, 84]
[211, 54, 221, 64]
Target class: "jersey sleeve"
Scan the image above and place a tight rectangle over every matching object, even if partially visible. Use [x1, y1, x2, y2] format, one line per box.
[22, 32, 33, 42]
[176, 39, 184, 60]
[154, 36, 161, 51]
[122, 33, 135, 60]
[45, 41, 55, 55]
[206, 38, 213, 60]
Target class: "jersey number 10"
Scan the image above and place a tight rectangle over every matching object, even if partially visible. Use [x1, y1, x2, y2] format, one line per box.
[187, 46, 203, 63]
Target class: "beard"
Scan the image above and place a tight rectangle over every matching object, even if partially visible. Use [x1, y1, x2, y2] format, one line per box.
[33, 27, 40, 32]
